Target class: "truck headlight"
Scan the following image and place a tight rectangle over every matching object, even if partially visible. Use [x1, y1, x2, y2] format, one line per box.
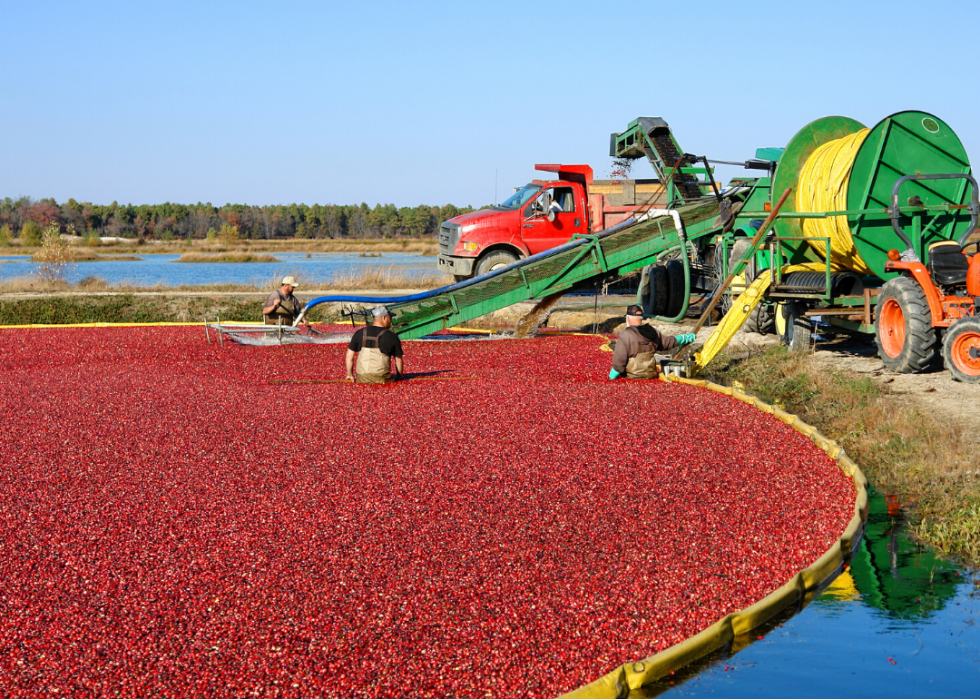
[463, 242, 479, 253]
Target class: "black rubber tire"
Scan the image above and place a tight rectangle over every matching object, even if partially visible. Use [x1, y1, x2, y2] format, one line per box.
[713, 238, 754, 315]
[942, 316, 980, 383]
[744, 304, 776, 335]
[778, 302, 813, 352]
[475, 250, 518, 277]
[664, 258, 685, 319]
[712, 245, 731, 315]
[874, 276, 940, 373]
[648, 264, 669, 317]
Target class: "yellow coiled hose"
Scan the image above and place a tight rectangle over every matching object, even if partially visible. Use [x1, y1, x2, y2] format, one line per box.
[796, 128, 872, 274]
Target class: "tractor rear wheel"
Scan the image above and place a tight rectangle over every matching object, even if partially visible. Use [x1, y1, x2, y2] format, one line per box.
[874, 277, 939, 373]
[942, 317, 980, 383]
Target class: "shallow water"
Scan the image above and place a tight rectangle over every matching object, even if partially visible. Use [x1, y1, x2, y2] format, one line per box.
[0, 251, 435, 287]
[651, 490, 978, 697]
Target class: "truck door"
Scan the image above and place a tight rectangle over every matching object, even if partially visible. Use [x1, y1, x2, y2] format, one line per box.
[520, 185, 588, 255]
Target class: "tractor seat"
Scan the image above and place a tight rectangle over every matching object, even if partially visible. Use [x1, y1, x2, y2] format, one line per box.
[928, 240, 970, 286]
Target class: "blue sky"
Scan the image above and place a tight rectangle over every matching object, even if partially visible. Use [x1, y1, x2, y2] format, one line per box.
[2, 1, 978, 208]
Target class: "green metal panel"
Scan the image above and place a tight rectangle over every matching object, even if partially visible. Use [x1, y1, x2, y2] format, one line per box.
[847, 111, 972, 279]
[770, 115, 866, 265]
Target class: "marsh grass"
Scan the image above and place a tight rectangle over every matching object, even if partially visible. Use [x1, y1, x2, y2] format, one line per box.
[176, 253, 280, 263]
[712, 345, 979, 563]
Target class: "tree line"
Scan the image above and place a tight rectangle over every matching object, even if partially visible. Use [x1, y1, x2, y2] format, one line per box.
[0, 197, 480, 243]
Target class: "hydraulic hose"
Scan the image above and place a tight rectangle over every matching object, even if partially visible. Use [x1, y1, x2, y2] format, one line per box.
[295, 215, 642, 325]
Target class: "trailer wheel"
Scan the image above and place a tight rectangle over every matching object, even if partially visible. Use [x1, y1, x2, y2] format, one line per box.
[874, 277, 939, 373]
[942, 317, 980, 383]
[714, 239, 754, 316]
[744, 304, 776, 334]
[475, 250, 518, 277]
[664, 259, 685, 318]
[776, 302, 813, 352]
[649, 264, 669, 316]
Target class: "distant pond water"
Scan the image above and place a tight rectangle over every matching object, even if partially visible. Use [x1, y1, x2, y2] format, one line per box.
[0, 252, 436, 287]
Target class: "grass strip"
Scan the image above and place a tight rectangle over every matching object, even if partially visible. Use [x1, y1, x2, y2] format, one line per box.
[176, 253, 280, 263]
[0, 295, 331, 325]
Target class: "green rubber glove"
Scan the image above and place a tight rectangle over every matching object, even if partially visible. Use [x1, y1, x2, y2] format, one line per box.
[674, 333, 696, 346]
[608, 368, 622, 380]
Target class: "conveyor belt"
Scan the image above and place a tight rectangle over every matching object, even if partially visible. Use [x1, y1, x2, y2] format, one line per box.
[301, 206, 711, 340]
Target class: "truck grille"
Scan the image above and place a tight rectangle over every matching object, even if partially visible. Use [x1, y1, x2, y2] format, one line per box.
[439, 223, 461, 255]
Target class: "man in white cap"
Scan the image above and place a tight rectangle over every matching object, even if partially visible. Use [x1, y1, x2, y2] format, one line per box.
[345, 305, 404, 384]
[263, 276, 307, 327]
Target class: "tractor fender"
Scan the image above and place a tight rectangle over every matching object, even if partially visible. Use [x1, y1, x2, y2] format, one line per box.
[967, 251, 980, 298]
[884, 260, 945, 325]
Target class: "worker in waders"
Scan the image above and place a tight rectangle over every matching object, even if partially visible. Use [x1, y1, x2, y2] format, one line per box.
[263, 276, 308, 328]
[609, 305, 695, 380]
[345, 305, 404, 384]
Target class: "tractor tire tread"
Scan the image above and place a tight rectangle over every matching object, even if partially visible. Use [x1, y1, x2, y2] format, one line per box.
[874, 277, 940, 373]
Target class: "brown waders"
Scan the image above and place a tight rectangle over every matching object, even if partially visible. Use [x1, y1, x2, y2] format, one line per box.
[355, 332, 394, 384]
[623, 326, 659, 379]
[264, 293, 301, 326]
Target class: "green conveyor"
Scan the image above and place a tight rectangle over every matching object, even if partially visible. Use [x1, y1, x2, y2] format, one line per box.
[384, 202, 719, 340]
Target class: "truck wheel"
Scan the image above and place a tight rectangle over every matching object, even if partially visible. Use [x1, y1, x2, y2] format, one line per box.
[874, 276, 939, 373]
[777, 302, 813, 352]
[664, 259, 686, 318]
[942, 317, 980, 383]
[475, 250, 518, 277]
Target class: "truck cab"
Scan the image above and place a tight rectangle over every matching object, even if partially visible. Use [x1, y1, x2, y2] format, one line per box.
[437, 164, 660, 280]
[437, 164, 593, 280]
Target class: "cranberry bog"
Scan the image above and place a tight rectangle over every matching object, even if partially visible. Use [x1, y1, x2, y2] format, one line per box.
[0, 327, 864, 698]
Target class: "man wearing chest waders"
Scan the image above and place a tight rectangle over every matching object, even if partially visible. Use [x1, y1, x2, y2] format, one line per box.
[263, 276, 308, 327]
[609, 305, 695, 380]
[345, 306, 404, 384]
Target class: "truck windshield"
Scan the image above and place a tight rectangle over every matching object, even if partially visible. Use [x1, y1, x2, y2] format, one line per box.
[498, 184, 541, 210]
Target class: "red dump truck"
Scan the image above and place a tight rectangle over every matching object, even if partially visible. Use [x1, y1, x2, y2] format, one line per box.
[437, 164, 665, 280]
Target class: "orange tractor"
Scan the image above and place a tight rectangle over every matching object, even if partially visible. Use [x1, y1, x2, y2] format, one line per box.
[875, 175, 980, 383]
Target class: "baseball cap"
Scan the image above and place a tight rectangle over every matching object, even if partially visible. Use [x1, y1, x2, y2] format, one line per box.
[371, 305, 392, 318]
[626, 304, 644, 316]
[281, 276, 299, 287]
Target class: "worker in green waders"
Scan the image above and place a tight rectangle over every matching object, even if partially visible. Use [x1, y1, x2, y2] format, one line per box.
[263, 276, 308, 327]
[609, 305, 695, 380]
[345, 306, 404, 384]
